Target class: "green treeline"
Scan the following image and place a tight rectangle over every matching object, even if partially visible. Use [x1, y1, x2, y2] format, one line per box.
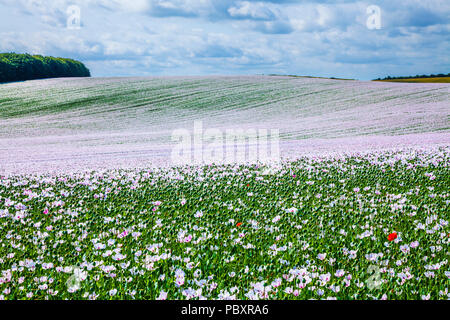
[374, 73, 450, 81]
[0, 53, 91, 83]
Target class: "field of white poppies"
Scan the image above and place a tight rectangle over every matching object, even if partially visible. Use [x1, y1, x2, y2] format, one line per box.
[0, 76, 449, 300]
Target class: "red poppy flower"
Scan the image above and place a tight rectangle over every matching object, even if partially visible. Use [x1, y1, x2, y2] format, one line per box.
[246, 184, 250, 187]
[236, 222, 242, 227]
[388, 232, 397, 242]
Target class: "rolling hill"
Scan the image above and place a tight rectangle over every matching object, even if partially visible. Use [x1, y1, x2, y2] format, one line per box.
[0, 75, 449, 173]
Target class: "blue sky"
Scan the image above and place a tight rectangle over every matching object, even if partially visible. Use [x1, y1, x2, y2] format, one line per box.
[0, 0, 448, 80]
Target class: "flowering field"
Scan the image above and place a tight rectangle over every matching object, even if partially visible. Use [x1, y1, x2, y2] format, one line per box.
[0, 76, 449, 173]
[0, 147, 448, 300]
[0, 76, 449, 300]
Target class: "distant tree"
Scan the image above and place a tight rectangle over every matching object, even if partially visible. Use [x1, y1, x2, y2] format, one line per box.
[374, 72, 450, 81]
[0, 53, 90, 83]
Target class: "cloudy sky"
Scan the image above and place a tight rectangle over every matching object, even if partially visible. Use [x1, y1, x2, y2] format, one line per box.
[0, 0, 448, 80]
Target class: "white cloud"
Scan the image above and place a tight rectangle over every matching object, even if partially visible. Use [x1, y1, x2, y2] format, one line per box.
[227, 1, 276, 20]
[0, 0, 448, 79]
